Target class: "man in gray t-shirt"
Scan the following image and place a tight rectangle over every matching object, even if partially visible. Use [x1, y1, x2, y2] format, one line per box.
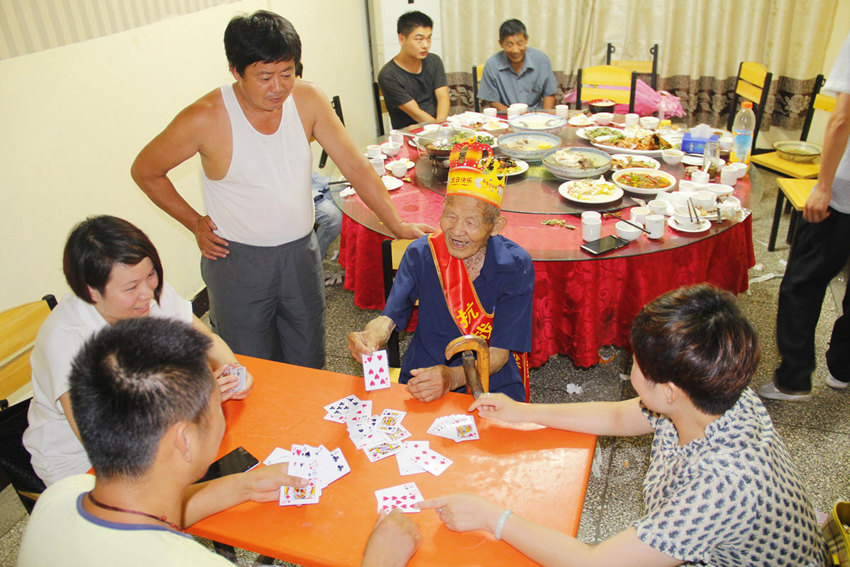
[760, 33, 850, 401]
[377, 10, 449, 129]
[478, 19, 557, 112]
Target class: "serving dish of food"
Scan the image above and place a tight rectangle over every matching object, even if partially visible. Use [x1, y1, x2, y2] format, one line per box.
[416, 127, 477, 158]
[611, 168, 677, 195]
[609, 154, 661, 170]
[558, 178, 624, 204]
[580, 127, 674, 156]
[493, 156, 529, 177]
[773, 140, 822, 163]
[542, 147, 611, 179]
[508, 112, 568, 135]
[474, 132, 498, 147]
[497, 132, 562, 162]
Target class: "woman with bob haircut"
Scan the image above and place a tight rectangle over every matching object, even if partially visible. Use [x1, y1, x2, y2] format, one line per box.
[23, 215, 253, 486]
[420, 284, 826, 566]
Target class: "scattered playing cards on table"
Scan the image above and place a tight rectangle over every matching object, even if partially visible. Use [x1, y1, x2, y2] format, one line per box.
[323, 395, 372, 424]
[396, 441, 429, 476]
[362, 350, 391, 391]
[374, 482, 424, 513]
[409, 446, 453, 476]
[428, 414, 480, 442]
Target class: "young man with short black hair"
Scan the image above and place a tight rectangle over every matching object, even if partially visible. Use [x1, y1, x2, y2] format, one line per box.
[377, 11, 449, 129]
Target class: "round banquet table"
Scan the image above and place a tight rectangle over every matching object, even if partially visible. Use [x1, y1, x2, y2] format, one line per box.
[334, 117, 758, 368]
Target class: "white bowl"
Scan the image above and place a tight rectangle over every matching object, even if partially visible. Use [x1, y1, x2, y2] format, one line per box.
[706, 183, 734, 197]
[728, 162, 748, 179]
[615, 221, 642, 241]
[639, 116, 660, 130]
[678, 180, 698, 193]
[672, 205, 702, 229]
[691, 190, 715, 210]
[381, 141, 402, 157]
[594, 112, 614, 126]
[661, 149, 684, 165]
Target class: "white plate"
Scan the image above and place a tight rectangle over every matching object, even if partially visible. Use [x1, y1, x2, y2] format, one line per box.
[503, 159, 529, 177]
[364, 152, 387, 160]
[590, 142, 664, 157]
[610, 154, 661, 170]
[558, 179, 624, 204]
[569, 114, 596, 127]
[682, 155, 727, 167]
[381, 175, 403, 190]
[483, 120, 508, 131]
[387, 158, 415, 170]
[611, 168, 677, 195]
[474, 133, 499, 148]
[667, 217, 711, 233]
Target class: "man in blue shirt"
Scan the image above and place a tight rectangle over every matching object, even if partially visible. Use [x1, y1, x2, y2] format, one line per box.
[478, 19, 558, 112]
[347, 144, 534, 403]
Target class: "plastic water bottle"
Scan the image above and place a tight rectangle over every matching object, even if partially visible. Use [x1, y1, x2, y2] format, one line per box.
[731, 101, 756, 164]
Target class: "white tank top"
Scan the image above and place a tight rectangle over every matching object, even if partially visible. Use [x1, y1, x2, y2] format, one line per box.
[203, 84, 314, 246]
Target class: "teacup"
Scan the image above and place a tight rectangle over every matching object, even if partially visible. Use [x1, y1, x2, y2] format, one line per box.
[369, 157, 385, 175]
[594, 112, 613, 126]
[366, 144, 383, 158]
[624, 113, 639, 128]
[648, 199, 668, 215]
[630, 206, 650, 227]
[720, 165, 737, 185]
[690, 170, 710, 184]
[582, 215, 601, 242]
[555, 104, 569, 118]
[639, 116, 660, 130]
[389, 160, 408, 178]
[483, 107, 498, 117]
[645, 214, 665, 239]
[381, 141, 401, 157]
[661, 149, 684, 165]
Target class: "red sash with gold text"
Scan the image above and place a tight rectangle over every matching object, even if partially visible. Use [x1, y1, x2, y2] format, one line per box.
[428, 232, 529, 397]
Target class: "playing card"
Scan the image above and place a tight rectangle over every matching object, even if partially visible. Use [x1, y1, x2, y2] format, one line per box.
[279, 481, 321, 506]
[410, 447, 453, 476]
[449, 415, 479, 442]
[362, 350, 391, 391]
[386, 423, 412, 443]
[377, 409, 406, 434]
[324, 395, 361, 423]
[345, 400, 373, 422]
[233, 365, 247, 392]
[263, 447, 291, 466]
[374, 482, 424, 513]
[288, 444, 318, 479]
[364, 439, 404, 462]
[396, 441, 429, 476]
[315, 446, 350, 488]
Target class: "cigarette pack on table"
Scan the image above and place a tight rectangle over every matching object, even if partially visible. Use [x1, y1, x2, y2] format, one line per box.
[681, 132, 719, 155]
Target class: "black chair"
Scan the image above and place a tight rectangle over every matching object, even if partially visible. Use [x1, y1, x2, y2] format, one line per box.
[373, 81, 388, 137]
[318, 95, 345, 169]
[0, 399, 45, 513]
[606, 43, 659, 90]
[381, 238, 415, 375]
[471, 63, 484, 113]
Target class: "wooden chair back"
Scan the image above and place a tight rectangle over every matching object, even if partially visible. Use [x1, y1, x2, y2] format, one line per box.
[381, 239, 415, 372]
[575, 65, 637, 113]
[726, 61, 773, 150]
[0, 295, 56, 404]
[472, 63, 485, 113]
[606, 43, 659, 89]
[373, 81, 389, 137]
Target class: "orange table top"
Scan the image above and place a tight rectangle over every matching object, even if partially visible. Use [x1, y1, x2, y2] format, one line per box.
[188, 356, 597, 566]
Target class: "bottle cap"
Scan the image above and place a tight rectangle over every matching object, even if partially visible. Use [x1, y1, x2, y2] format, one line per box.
[742, 101, 753, 109]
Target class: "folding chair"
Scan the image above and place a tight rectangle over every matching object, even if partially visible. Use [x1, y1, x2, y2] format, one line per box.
[0, 294, 56, 513]
[606, 43, 659, 90]
[751, 75, 835, 250]
[471, 63, 485, 113]
[574, 65, 637, 114]
[726, 61, 773, 153]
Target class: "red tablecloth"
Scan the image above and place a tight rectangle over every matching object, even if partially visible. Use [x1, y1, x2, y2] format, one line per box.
[340, 214, 754, 368]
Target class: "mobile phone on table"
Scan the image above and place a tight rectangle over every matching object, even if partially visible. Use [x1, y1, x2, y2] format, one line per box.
[196, 446, 259, 483]
[580, 235, 630, 256]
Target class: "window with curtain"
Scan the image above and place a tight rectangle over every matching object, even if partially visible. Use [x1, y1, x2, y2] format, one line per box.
[439, 0, 838, 129]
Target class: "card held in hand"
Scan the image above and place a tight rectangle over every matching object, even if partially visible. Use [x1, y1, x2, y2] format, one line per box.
[362, 350, 391, 391]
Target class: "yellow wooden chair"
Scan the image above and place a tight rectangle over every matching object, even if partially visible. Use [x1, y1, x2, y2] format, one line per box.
[0, 294, 56, 513]
[772, 179, 816, 249]
[751, 75, 835, 250]
[606, 43, 659, 90]
[372, 81, 389, 137]
[381, 238, 416, 383]
[471, 63, 485, 113]
[725, 61, 773, 152]
[574, 65, 637, 113]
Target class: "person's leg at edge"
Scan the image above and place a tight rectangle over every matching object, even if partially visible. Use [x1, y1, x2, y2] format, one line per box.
[825, 212, 850, 384]
[276, 232, 326, 369]
[202, 242, 283, 362]
[775, 211, 850, 391]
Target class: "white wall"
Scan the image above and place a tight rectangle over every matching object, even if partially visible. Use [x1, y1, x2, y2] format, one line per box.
[370, 0, 442, 70]
[0, 0, 376, 311]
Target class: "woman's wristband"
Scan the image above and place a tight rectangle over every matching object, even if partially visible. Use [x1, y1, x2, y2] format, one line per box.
[494, 508, 513, 541]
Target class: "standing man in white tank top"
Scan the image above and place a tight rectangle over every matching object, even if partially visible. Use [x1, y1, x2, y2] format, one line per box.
[131, 11, 432, 368]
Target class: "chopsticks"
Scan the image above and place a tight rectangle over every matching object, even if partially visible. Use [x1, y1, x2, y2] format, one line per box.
[603, 212, 651, 234]
[687, 198, 699, 225]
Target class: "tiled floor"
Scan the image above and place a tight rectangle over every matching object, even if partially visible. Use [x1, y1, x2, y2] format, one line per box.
[2, 168, 848, 566]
